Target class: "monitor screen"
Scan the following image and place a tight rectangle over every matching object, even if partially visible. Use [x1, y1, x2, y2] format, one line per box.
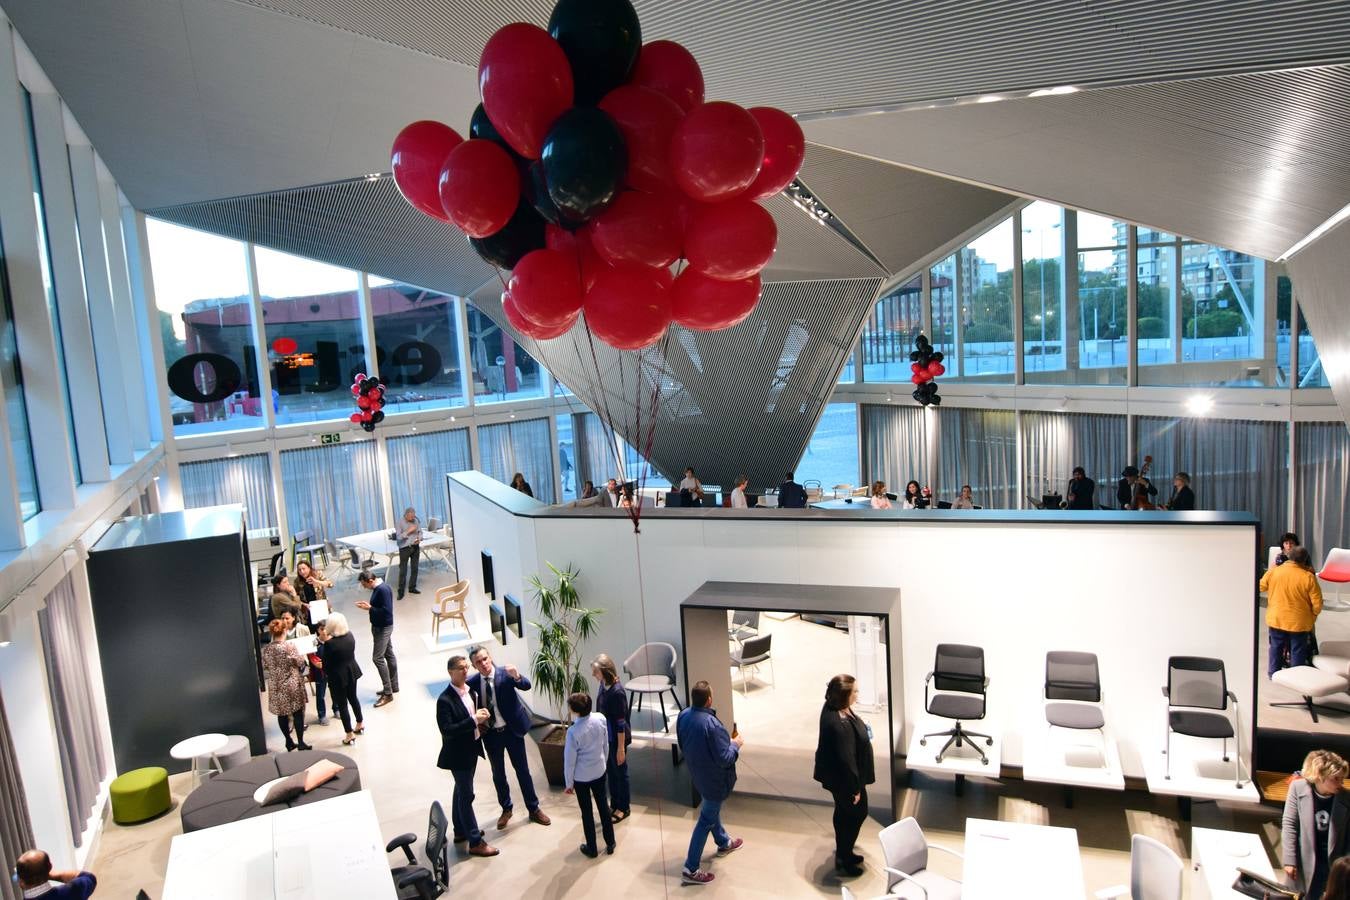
[489, 603, 506, 645]
[504, 594, 523, 638]
[481, 550, 495, 600]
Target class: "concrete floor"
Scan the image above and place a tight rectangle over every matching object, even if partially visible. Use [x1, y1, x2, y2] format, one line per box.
[89, 563, 1284, 898]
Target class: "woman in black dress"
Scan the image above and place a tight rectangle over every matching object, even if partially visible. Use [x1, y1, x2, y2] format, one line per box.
[592, 654, 632, 822]
[322, 611, 365, 745]
[813, 674, 875, 877]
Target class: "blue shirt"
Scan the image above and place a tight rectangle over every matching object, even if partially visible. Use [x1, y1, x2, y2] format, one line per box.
[564, 713, 609, 787]
[22, 872, 97, 899]
[366, 581, 393, 628]
[676, 705, 738, 801]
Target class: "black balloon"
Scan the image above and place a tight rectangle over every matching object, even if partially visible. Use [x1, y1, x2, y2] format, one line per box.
[909, 350, 920, 362]
[931, 351, 944, 363]
[541, 107, 627, 223]
[547, 0, 642, 106]
[470, 103, 528, 173]
[469, 199, 547, 269]
[525, 160, 584, 231]
[371, 410, 385, 424]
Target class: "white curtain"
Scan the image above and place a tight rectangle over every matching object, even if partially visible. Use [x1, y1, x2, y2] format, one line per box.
[37, 572, 107, 849]
[861, 404, 930, 493]
[386, 428, 471, 526]
[1296, 421, 1350, 566]
[280, 440, 384, 540]
[1139, 415, 1288, 543]
[1021, 412, 1127, 508]
[477, 418, 556, 503]
[180, 453, 277, 528]
[937, 407, 1016, 508]
[572, 412, 619, 490]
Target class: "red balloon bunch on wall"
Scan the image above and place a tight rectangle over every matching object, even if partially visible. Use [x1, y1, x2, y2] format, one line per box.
[350, 374, 388, 432]
[909, 335, 944, 407]
[390, 0, 806, 352]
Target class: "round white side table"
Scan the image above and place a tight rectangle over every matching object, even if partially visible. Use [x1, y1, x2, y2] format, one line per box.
[170, 733, 229, 787]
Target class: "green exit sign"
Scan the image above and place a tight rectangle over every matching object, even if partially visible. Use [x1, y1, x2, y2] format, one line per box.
[319, 433, 342, 445]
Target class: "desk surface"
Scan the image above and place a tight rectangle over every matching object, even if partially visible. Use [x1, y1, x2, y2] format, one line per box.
[963, 818, 1084, 900]
[1191, 827, 1276, 899]
[162, 790, 396, 900]
[338, 530, 450, 556]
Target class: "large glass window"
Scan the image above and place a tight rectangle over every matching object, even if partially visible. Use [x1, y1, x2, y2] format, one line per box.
[466, 302, 545, 403]
[146, 219, 265, 436]
[1021, 202, 1065, 377]
[1297, 307, 1330, 388]
[861, 275, 921, 382]
[958, 218, 1014, 380]
[1136, 239, 1177, 366]
[23, 91, 81, 483]
[478, 418, 556, 503]
[255, 249, 368, 425]
[797, 402, 858, 491]
[1075, 212, 1128, 381]
[369, 278, 466, 412]
[1, 230, 39, 519]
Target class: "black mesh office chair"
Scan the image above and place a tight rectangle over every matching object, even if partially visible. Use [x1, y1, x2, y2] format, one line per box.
[1044, 651, 1107, 767]
[1163, 656, 1243, 788]
[386, 801, 449, 899]
[920, 644, 992, 764]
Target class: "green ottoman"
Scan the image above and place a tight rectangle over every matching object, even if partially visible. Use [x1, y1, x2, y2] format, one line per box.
[110, 767, 171, 824]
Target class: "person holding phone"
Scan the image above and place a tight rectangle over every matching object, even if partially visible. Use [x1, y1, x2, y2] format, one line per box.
[437, 655, 498, 857]
[813, 674, 875, 877]
[395, 507, 422, 599]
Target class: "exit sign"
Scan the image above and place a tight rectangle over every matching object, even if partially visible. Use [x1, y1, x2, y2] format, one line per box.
[319, 433, 342, 445]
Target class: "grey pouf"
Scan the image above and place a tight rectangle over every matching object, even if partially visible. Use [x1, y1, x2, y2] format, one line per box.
[216, 735, 252, 771]
[180, 750, 359, 833]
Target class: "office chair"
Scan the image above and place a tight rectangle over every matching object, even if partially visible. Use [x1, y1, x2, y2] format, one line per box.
[1162, 656, 1243, 787]
[920, 644, 992, 764]
[728, 609, 760, 642]
[878, 817, 964, 898]
[729, 634, 774, 693]
[1094, 834, 1183, 900]
[624, 642, 683, 732]
[386, 800, 450, 899]
[1044, 650, 1107, 767]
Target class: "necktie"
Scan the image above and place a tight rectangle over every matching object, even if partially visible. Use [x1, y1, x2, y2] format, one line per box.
[485, 674, 496, 724]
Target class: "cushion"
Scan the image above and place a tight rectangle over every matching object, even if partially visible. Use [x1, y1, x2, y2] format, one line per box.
[303, 758, 344, 791]
[262, 772, 307, 806]
[1274, 665, 1348, 698]
[1045, 702, 1105, 730]
[928, 693, 985, 720]
[627, 675, 673, 692]
[1169, 709, 1234, 739]
[181, 750, 359, 833]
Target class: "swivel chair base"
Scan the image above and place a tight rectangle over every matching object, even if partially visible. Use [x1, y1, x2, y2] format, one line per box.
[920, 722, 993, 764]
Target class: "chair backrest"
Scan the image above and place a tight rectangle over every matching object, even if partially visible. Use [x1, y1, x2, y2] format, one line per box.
[878, 818, 929, 892]
[292, 530, 312, 545]
[740, 633, 772, 660]
[1045, 651, 1101, 703]
[348, 548, 361, 566]
[437, 580, 470, 611]
[933, 644, 985, 694]
[731, 609, 758, 630]
[426, 800, 450, 890]
[1130, 834, 1183, 900]
[1166, 656, 1227, 710]
[427, 516, 442, 531]
[1321, 547, 1350, 582]
[624, 642, 676, 680]
[269, 551, 285, 576]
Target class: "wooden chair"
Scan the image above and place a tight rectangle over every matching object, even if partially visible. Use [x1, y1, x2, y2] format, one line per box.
[432, 580, 471, 641]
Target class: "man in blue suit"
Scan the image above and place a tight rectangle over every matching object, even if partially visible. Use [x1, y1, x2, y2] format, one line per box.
[468, 646, 552, 829]
[676, 680, 744, 885]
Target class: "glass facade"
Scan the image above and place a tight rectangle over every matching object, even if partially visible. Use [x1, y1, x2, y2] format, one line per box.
[1021, 202, 1065, 378]
[957, 219, 1014, 380]
[1, 230, 40, 519]
[797, 402, 858, 491]
[255, 249, 367, 425]
[862, 275, 921, 383]
[369, 277, 466, 412]
[466, 301, 545, 404]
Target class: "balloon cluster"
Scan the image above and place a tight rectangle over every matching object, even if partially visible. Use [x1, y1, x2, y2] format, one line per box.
[349, 373, 387, 432]
[909, 336, 944, 407]
[390, 0, 805, 352]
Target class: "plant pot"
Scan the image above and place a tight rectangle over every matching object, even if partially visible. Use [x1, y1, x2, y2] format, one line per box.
[532, 724, 568, 787]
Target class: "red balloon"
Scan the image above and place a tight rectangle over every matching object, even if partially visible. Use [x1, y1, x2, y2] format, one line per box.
[349, 413, 362, 423]
[590, 191, 682, 268]
[670, 102, 764, 202]
[911, 373, 927, 385]
[479, 23, 574, 159]
[671, 270, 761, 331]
[928, 361, 946, 377]
[598, 86, 683, 193]
[744, 107, 806, 200]
[357, 396, 372, 410]
[271, 336, 298, 355]
[545, 225, 606, 290]
[508, 249, 584, 328]
[360, 410, 373, 423]
[629, 40, 704, 113]
[684, 199, 778, 280]
[350, 384, 361, 396]
[910, 362, 922, 373]
[583, 263, 672, 350]
[437, 140, 520, 238]
[391, 121, 463, 220]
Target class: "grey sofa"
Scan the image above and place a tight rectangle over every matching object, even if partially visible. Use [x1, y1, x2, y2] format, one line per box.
[180, 750, 360, 833]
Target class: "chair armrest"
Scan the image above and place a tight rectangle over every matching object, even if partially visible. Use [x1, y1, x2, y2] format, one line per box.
[925, 671, 934, 684]
[395, 868, 432, 889]
[929, 843, 964, 861]
[1227, 690, 1240, 705]
[883, 867, 928, 898]
[385, 832, 417, 859]
[1093, 885, 1129, 899]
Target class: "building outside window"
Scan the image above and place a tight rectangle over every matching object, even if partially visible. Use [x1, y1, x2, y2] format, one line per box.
[368, 277, 466, 413]
[0, 229, 39, 519]
[465, 301, 544, 403]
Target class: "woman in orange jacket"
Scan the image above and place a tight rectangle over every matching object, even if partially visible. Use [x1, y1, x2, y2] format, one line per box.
[1261, 546, 1324, 677]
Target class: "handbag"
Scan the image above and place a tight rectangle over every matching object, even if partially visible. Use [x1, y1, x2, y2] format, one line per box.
[1231, 867, 1300, 899]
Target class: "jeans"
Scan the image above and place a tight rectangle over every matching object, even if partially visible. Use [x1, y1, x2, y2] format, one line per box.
[482, 728, 540, 812]
[332, 679, 363, 733]
[831, 787, 868, 862]
[313, 670, 328, 719]
[398, 545, 420, 596]
[450, 763, 484, 846]
[607, 738, 631, 813]
[574, 775, 615, 852]
[1269, 628, 1311, 677]
[371, 626, 398, 696]
[683, 796, 730, 873]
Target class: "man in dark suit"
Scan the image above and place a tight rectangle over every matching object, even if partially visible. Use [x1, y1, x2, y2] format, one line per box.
[436, 655, 497, 857]
[1065, 466, 1095, 510]
[468, 647, 552, 829]
[1165, 472, 1196, 510]
[601, 478, 621, 508]
[1116, 466, 1156, 509]
[778, 471, 807, 509]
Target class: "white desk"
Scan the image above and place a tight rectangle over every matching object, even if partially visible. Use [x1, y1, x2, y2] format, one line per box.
[338, 530, 450, 560]
[963, 818, 1085, 900]
[1191, 827, 1277, 899]
[162, 790, 396, 900]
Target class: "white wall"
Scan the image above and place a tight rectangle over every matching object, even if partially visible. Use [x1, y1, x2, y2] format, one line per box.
[449, 472, 1257, 778]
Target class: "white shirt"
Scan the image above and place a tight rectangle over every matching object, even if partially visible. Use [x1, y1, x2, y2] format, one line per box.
[679, 476, 700, 492]
[453, 680, 480, 740]
[730, 486, 748, 508]
[870, 495, 892, 509]
[564, 712, 609, 787]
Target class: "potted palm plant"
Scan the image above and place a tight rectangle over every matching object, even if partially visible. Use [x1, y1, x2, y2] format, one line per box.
[527, 562, 602, 786]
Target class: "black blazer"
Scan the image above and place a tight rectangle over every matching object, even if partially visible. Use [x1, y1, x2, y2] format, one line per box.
[437, 682, 486, 771]
[1065, 477, 1095, 510]
[813, 705, 875, 795]
[323, 632, 362, 690]
[1168, 485, 1195, 511]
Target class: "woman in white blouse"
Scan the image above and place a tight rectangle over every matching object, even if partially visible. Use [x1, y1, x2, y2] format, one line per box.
[678, 467, 704, 506]
[730, 475, 749, 509]
[951, 485, 976, 509]
[869, 481, 892, 509]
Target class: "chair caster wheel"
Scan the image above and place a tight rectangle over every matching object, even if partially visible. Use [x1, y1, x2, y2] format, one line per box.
[919, 739, 926, 746]
[986, 739, 993, 746]
[1222, 757, 1231, 763]
[981, 759, 988, 765]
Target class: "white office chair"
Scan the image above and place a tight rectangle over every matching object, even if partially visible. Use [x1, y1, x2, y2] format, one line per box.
[1094, 834, 1182, 900]
[878, 818, 963, 900]
[1319, 548, 1350, 611]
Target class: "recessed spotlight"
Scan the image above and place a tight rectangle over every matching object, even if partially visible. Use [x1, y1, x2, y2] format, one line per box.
[1029, 85, 1079, 97]
[976, 94, 1004, 104]
[1186, 395, 1214, 415]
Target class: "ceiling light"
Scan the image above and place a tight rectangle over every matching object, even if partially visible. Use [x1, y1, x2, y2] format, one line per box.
[1029, 86, 1079, 97]
[976, 94, 1004, 104]
[1186, 395, 1214, 416]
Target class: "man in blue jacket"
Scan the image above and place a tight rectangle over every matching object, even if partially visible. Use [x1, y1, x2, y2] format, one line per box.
[676, 680, 744, 885]
[777, 471, 807, 509]
[355, 570, 398, 707]
[14, 850, 96, 898]
[468, 647, 552, 829]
